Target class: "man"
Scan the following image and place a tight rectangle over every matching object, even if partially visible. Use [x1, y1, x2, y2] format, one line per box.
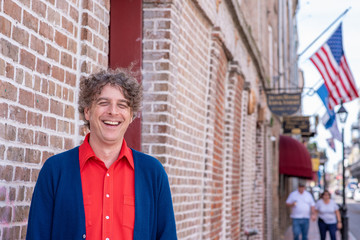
[26, 69, 177, 240]
[286, 180, 316, 240]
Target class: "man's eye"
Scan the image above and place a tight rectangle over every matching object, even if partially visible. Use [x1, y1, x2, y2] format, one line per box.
[118, 104, 128, 108]
[98, 102, 108, 106]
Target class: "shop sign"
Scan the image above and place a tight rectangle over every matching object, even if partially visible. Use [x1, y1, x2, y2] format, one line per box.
[282, 116, 310, 135]
[266, 92, 301, 116]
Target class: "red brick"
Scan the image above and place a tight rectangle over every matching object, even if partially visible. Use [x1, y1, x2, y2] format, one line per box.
[0, 15, 12, 37]
[25, 188, 33, 203]
[0, 38, 19, 62]
[51, 65, 64, 82]
[41, 78, 49, 94]
[24, 72, 32, 88]
[82, 0, 93, 11]
[5, 63, 14, 79]
[32, 0, 47, 18]
[17, 186, 25, 201]
[81, 27, 92, 41]
[46, 44, 59, 61]
[61, 52, 73, 68]
[43, 116, 56, 130]
[14, 167, 31, 181]
[0, 145, 5, 160]
[55, 83, 62, 98]
[64, 137, 74, 149]
[4, 0, 21, 22]
[48, 80, 56, 96]
[7, 147, 25, 162]
[31, 168, 40, 182]
[19, 88, 34, 108]
[68, 38, 77, 54]
[55, 30, 67, 48]
[23, 10, 39, 32]
[65, 71, 76, 86]
[0, 165, 13, 181]
[18, 128, 34, 144]
[8, 105, 26, 123]
[33, 75, 41, 91]
[56, 0, 69, 14]
[0, 123, 16, 141]
[69, 5, 79, 22]
[0, 206, 12, 223]
[20, 49, 36, 70]
[47, 8, 60, 26]
[25, 148, 41, 164]
[62, 16, 74, 34]
[0, 103, 8, 118]
[31, 35, 45, 55]
[50, 135, 63, 148]
[35, 131, 48, 146]
[64, 104, 75, 119]
[42, 151, 54, 164]
[50, 99, 63, 116]
[36, 58, 51, 75]
[82, 12, 99, 31]
[0, 58, 5, 76]
[62, 87, 68, 100]
[27, 111, 42, 126]
[39, 21, 54, 40]
[0, 187, 6, 201]
[35, 93, 49, 112]
[15, 68, 24, 84]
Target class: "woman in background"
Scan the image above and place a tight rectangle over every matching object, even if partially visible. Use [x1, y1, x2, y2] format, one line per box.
[315, 190, 342, 240]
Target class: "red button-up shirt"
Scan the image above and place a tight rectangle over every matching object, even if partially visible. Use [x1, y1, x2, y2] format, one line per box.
[79, 133, 135, 240]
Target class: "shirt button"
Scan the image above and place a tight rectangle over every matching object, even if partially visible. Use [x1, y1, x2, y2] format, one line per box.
[106, 194, 110, 198]
[106, 238, 110, 240]
[83, 234, 86, 239]
[105, 216, 110, 220]
[106, 173, 110, 177]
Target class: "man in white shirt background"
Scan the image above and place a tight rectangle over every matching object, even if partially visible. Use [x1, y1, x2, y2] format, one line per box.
[286, 181, 316, 240]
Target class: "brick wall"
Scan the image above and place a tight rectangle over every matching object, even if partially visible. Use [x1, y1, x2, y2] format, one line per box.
[0, 0, 109, 238]
[0, 0, 295, 239]
[142, 0, 284, 239]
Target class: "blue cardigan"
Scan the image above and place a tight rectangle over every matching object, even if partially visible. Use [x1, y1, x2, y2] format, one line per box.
[26, 147, 177, 240]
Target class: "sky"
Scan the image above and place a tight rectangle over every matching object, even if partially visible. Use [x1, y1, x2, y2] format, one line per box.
[296, 0, 360, 173]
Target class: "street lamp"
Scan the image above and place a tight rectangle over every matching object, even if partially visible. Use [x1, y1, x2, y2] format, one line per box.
[337, 100, 348, 240]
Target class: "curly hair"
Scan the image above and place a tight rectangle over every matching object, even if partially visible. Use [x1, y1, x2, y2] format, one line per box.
[78, 68, 142, 129]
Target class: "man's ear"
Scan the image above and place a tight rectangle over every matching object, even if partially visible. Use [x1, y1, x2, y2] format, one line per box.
[84, 107, 90, 121]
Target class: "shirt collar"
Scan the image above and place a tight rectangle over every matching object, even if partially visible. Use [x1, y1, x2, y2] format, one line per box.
[79, 133, 134, 170]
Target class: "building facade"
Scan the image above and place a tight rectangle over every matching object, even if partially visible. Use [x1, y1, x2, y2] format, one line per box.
[0, 0, 299, 239]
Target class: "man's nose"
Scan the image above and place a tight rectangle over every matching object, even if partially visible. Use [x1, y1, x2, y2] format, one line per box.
[108, 103, 120, 115]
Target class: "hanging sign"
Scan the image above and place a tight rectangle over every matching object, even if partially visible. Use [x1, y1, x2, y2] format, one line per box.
[266, 92, 301, 116]
[282, 116, 310, 135]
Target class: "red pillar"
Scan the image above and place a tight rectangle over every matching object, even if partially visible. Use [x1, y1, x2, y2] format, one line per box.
[109, 0, 142, 150]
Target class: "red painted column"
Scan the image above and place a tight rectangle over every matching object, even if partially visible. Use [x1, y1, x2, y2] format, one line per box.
[109, 0, 142, 150]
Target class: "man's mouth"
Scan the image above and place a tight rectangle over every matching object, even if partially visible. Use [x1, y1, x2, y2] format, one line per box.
[103, 120, 121, 126]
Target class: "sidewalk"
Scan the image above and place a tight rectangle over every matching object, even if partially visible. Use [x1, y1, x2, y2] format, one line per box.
[283, 220, 357, 240]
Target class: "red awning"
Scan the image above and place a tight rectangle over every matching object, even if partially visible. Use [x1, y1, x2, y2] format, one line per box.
[279, 135, 313, 179]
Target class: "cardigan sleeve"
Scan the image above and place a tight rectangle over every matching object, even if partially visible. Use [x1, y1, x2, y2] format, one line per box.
[156, 170, 177, 240]
[26, 158, 56, 240]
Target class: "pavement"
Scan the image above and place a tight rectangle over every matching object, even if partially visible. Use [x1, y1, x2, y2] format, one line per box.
[283, 219, 357, 240]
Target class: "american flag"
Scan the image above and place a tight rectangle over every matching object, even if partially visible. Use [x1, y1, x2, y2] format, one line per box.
[310, 24, 359, 109]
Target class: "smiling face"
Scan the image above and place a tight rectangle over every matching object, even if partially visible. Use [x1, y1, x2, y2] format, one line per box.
[84, 84, 133, 147]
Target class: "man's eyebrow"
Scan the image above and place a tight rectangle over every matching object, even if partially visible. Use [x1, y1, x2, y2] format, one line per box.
[95, 97, 129, 104]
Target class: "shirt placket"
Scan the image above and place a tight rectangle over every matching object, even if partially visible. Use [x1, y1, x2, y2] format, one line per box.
[103, 168, 114, 240]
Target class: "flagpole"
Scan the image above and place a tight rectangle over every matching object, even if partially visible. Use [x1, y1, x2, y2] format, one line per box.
[298, 7, 351, 58]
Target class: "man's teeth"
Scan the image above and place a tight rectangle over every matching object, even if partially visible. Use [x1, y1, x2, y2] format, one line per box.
[103, 121, 120, 126]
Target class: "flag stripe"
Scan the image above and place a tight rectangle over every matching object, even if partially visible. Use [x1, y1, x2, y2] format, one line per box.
[310, 24, 358, 109]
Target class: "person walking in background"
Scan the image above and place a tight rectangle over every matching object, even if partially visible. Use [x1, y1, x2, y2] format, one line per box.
[26, 68, 177, 240]
[286, 181, 316, 240]
[315, 190, 342, 240]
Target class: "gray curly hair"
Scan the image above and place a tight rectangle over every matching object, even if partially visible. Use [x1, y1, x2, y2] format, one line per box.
[78, 68, 142, 129]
